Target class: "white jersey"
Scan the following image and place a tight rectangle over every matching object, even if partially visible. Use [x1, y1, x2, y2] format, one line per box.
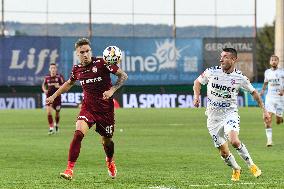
[198, 66, 255, 118]
[264, 68, 284, 97]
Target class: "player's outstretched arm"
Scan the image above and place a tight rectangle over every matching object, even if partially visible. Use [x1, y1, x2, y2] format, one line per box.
[46, 79, 75, 104]
[103, 68, 128, 100]
[193, 79, 201, 107]
[251, 90, 270, 122]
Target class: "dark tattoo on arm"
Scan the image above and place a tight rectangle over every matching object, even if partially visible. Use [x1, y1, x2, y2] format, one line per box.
[113, 70, 128, 91]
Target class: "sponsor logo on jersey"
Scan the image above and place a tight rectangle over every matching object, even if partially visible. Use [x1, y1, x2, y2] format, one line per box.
[211, 83, 236, 92]
[79, 77, 102, 85]
[92, 66, 97, 73]
[207, 98, 231, 108]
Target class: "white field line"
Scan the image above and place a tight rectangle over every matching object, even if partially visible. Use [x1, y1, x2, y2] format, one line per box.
[149, 182, 278, 189]
[149, 186, 175, 189]
[186, 182, 274, 187]
[168, 123, 184, 126]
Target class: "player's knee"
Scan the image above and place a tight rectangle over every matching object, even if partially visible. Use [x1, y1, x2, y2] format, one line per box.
[220, 151, 230, 158]
[230, 140, 241, 148]
[276, 118, 283, 124]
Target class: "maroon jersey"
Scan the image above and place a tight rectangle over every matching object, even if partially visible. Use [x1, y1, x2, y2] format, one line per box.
[43, 74, 65, 97]
[70, 57, 119, 112]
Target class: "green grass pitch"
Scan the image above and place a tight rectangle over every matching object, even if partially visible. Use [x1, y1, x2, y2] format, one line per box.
[0, 108, 284, 189]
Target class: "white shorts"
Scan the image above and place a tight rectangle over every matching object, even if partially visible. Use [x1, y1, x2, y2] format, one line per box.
[265, 96, 284, 117]
[207, 112, 240, 148]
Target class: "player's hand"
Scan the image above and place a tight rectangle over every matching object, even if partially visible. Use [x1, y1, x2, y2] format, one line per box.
[259, 90, 264, 96]
[278, 90, 284, 96]
[193, 96, 200, 107]
[46, 96, 55, 105]
[103, 89, 114, 100]
[43, 89, 48, 94]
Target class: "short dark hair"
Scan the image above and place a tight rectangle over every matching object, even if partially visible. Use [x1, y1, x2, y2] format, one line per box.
[270, 54, 279, 60]
[223, 48, 237, 58]
[75, 38, 91, 49]
[50, 63, 56, 66]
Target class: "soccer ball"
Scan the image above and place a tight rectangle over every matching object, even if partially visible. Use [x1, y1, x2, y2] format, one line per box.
[103, 46, 122, 64]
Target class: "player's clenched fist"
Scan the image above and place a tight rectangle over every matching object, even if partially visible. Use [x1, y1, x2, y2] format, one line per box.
[193, 97, 200, 107]
[46, 96, 55, 105]
[103, 89, 114, 100]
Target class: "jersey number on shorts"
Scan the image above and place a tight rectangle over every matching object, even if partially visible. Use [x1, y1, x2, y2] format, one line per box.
[106, 125, 114, 134]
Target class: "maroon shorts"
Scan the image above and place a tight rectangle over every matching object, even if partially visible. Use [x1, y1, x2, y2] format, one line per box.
[77, 108, 115, 138]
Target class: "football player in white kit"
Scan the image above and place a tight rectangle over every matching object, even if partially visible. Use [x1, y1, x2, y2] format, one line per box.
[193, 48, 270, 182]
[260, 55, 284, 147]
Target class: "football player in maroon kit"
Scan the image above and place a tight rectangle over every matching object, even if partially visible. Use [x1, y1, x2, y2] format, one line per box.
[42, 63, 65, 134]
[46, 38, 128, 180]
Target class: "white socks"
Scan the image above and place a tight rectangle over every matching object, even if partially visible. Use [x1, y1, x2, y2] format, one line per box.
[265, 128, 272, 143]
[236, 143, 254, 167]
[222, 153, 241, 170]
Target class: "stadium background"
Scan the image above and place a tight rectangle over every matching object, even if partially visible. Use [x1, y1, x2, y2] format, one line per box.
[0, 0, 271, 109]
[2, 1, 284, 189]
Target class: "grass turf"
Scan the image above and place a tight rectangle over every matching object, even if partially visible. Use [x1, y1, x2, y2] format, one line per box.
[0, 108, 284, 189]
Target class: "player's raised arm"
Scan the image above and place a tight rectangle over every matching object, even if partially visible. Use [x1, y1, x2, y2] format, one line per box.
[46, 79, 75, 104]
[103, 68, 128, 100]
[193, 79, 201, 107]
[251, 90, 270, 121]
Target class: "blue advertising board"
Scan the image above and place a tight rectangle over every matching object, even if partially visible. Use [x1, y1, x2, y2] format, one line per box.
[0, 36, 61, 85]
[60, 37, 203, 85]
[1, 36, 202, 86]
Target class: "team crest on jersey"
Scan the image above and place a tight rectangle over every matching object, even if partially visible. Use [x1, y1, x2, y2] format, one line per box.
[107, 65, 113, 72]
[55, 78, 58, 82]
[92, 66, 97, 73]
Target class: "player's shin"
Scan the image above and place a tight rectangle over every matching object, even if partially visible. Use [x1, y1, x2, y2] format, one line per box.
[67, 130, 84, 170]
[103, 139, 117, 178]
[55, 111, 60, 132]
[48, 114, 54, 128]
[103, 140, 114, 160]
[235, 143, 254, 167]
[221, 153, 241, 170]
[55, 111, 60, 125]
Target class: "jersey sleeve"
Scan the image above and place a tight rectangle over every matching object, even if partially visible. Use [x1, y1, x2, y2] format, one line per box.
[105, 63, 119, 74]
[197, 68, 210, 85]
[264, 70, 268, 82]
[69, 66, 77, 81]
[241, 75, 255, 93]
[281, 70, 284, 91]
